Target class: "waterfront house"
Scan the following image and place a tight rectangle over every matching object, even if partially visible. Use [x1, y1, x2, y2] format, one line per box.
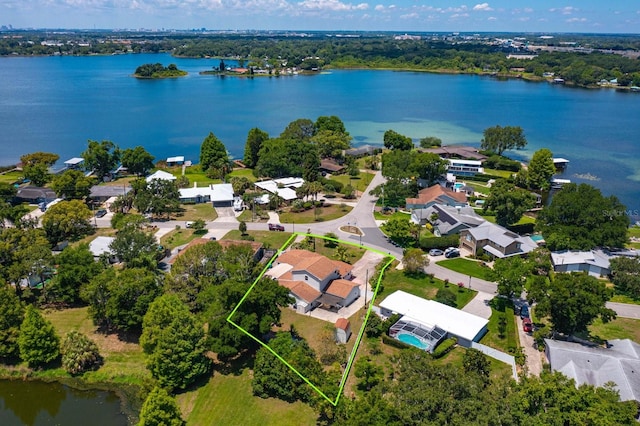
[446, 159, 484, 176]
[459, 221, 538, 258]
[419, 146, 487, 161]
[405, 184, 467, 210]
[319, 159, 345, 175]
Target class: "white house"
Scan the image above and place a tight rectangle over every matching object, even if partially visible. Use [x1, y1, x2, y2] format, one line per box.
[446, 159, 484, 176]
[146, 170, 177, 183]
[255, 177, 305, 201]
[178, 183, 234, 207]
[379, 290, 488, 347]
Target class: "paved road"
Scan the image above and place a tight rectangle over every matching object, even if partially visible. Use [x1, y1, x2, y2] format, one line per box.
[606, 302, 640, 319]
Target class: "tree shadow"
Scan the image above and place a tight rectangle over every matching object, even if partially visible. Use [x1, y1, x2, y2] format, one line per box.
[95, 324, 140, 344]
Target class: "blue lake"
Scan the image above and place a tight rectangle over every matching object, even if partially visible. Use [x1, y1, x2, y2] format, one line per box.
[0, 53, 638, 213]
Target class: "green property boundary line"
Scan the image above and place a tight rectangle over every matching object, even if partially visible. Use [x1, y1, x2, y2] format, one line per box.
[226, 232, 396, 406]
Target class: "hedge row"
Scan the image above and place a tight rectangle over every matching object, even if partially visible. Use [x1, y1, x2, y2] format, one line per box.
[419, 234, 460, 250]
[432, 337, 457, 359]
[381, 334, 413, 350]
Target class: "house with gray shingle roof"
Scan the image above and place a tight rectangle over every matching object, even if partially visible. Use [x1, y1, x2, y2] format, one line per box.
[459, 221, 537, 258]
[545, 338, 640, 403]
[411, 204, 485, 236]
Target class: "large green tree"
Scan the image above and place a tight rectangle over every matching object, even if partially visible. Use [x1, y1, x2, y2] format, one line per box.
[252, 331, 324, 402]
[82, 140, 120, 181]
[81, 267, 161, 332]
[492, 256, 533, 297]
[536, 272, 616, 335]
[48, 243, 105, 305]
[18, 306, 60, 367]
[280, 118, 316, 141]
[145, 302, 210, 390]
[254, 138, 319, 180]
[41, 200, 93, 246]
[383, 129, 413, 151]
[138, 387, 185, 426]
[381, 215, 420, 247]
[199, 132, 230, 173]
[609, 256, 640, 299]
[0, 283, 24, 361]
[50, 169, 95, 200]
[243, 128, 269, 168]
[121, 146, 155, 176]
[526, 148, 556, 191]
[0, 228, 52, 295]
[480, 125, 527, 155]
[484, 179, 536, 226]
[20, 152, 59, 187]
[536, 183, 629, 250]
[410, 152, 448, 184]
[131, 178, 180, 220]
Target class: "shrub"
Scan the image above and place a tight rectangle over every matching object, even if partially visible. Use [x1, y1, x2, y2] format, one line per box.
[419, 234, 459, 250]
[381, 334, 412, 350]
[435, 288, 457, 307]
[432, 337, 457, 359]
[61, 331, 103, 375]
[365, 313, 384, 338]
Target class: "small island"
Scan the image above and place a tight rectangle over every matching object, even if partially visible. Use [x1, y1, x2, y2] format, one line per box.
[133, 63, 187, 79]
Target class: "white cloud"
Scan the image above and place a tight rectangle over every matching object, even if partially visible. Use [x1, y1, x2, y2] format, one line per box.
[487, 16, 496, 21]
[400, 12, 418, 19]
[566, 17, 586, 23]
[297, 0, 368, 11]
[374, 4, 383, 11]
[550, 6, 577, 15]
[473, 3, 492, 12]
[450, 12, 469, 18]
[523, 7, 533, 13]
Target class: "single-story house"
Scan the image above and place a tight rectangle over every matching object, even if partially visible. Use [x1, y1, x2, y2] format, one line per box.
[379, 290, 488, 348]
[15, 186, 58, 204]
[267, 249, 357, 313]
[406, 184, 467, 210]
[319, 159, 345, 175]
[460, 221, 538, 258]
[255, 177, 305, 202]
[551, 249, 614, 277]
[146, 170, 177, 183]
[545, 338, 640, 403]
[166, 156, 185, 166]
[89, 236, 117, 262]
[89, 185, 132, 202]
[178, 183, 234, 207]
[411, 204, 485, 236]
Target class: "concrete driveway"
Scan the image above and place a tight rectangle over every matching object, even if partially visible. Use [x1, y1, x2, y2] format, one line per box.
[516, 315, 544, 376]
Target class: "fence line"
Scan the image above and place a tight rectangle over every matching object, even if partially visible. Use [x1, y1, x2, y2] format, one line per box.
[471, 341, 518, 380]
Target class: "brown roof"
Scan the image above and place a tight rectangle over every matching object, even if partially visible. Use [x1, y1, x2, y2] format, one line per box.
[276, 249, 352, 279]
[320, 159, 345, 172]
[419, 146, 488, 161]
[335, 318, 350, 331]
[406, 184, 467, 205]
[169, 238, 211, 264]
[325, 279, 359, 299]
[282, 280, 321, 303]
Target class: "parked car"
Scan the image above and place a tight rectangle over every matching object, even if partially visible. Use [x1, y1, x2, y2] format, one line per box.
[522, 317, 533, 333]
[520, 304, 530, 319]
[185, 221, 195, 228]
[95, 209, 107, 218]
[268, 223, 285, 232]
[444, 248, 460, 258]
[429, 249, 444, 256]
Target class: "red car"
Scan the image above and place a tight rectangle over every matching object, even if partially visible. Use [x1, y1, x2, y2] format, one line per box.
[522, 318, 533, 333]
[268, 223, 285, 232]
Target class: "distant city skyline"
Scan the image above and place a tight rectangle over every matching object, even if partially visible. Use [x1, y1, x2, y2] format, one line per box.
[1, 1, 639, 34]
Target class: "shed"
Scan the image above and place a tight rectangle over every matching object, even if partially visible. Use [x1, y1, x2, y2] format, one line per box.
[335, 318, 352, 344]
[166, 156, 185, 166]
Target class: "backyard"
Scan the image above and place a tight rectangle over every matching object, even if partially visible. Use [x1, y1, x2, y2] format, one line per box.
[279, 203, 352, 224]
[481, 298, 518, 354]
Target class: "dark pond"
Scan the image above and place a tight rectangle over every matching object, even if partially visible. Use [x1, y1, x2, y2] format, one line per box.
[0, 379, 129, 426]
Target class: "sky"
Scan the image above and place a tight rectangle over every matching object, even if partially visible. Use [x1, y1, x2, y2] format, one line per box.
[1, 0, 639, 33]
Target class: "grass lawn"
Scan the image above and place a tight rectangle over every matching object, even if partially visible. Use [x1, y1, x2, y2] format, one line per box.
[483, 168, 515, 179]
[160, 228, 205, 249]
[0, 170, 24, 184]
[459, 180, 490, 195]
[436, 258, 494, 281]
[377, 267, 476, 309]
[610, 294, 640, 305]
[179, 368, 316, 426]
[309, 238, 367, 265]
[227, 168, 257, 182]
[43, 307, 150, 386]
[373, 210, 411, 221]
[588, 317, 640, 342]
[329, 172, 375, 193]
[431, 346, 513, 382]
[179, 165, 221, 187]
[481, 298, 517, 353]
[279, 204, 352, 224]
[223, 230, 292, 250]
[174, 203, 218, 221]
[628, 227, 640, 249]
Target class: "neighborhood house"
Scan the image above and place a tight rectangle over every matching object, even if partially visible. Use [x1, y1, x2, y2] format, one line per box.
[459, 221, 538, 258]
[266, 249, 359, 314]
[405, 184, 467, 210]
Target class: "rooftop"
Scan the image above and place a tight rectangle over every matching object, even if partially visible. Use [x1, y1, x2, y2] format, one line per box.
[146, 170, 177, 182]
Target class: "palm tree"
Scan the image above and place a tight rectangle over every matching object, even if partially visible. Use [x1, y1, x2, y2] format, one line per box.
[308, 181, 324, 201]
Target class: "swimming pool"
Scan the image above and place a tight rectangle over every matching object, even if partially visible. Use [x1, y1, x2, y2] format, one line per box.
[530, 234, 545, 243]
[454, 182, 464, 190]
[397, 333, 430, 351]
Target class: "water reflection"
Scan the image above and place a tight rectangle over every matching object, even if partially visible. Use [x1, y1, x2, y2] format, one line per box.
[0, 380, 128, 426]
